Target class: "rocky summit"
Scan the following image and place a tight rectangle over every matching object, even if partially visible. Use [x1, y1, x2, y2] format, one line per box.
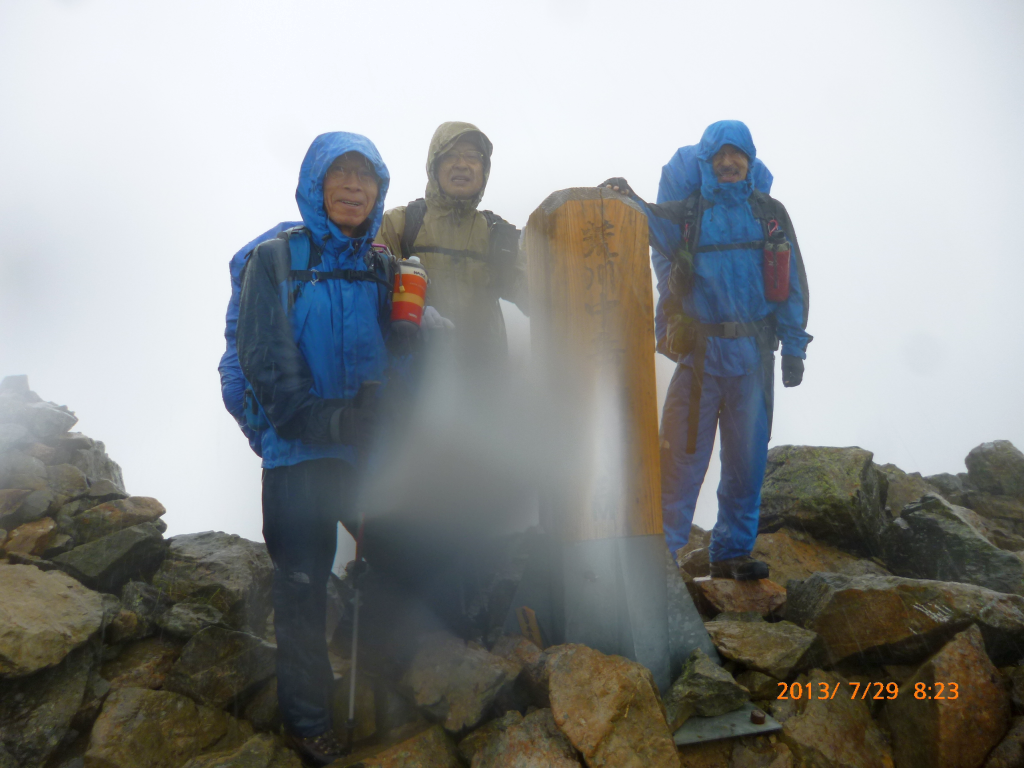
[2, 374, 1024, 768]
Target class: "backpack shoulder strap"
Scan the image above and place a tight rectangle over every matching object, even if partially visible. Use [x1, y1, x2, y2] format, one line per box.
[680, 190, 704, 254]
[400, 199, 428, 260]
[480, 210, 521, 265]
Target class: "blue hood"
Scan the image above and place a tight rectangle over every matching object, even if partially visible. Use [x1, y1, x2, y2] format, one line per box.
[696, 120, 757, 207]
[295, 132, 390, 259]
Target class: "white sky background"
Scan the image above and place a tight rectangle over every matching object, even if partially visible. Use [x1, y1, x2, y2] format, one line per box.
[1, 0, 1023, 548]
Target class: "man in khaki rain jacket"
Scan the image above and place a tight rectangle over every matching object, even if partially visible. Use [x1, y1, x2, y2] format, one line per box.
[375, 121, 528, 366]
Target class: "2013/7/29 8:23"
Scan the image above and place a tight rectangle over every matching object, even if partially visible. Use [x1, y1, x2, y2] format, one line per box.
[777, 681, 900, 700]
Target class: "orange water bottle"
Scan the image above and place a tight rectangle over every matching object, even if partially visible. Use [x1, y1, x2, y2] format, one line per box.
[391, 256, 428, 328]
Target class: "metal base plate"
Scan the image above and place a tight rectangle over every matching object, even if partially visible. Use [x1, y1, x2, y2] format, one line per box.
[673, 702, 782, 746]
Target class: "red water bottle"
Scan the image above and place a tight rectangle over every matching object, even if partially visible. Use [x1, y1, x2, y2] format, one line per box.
[763, 225, 791, 302]
[391, 256, 428, 328]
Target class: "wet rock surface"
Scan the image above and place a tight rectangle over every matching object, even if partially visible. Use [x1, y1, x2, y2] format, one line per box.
[705, 619, 824, 680]
[471, 708, 582, 767]
[336, 724, 463, 768]
[74, 496, 166, 543]
[164, 627, 277, 709]
[751, 528, 890, 587]
[967, 441, 1024, 498]
[689, 575, 787, 618]
[663, 648, 748, 729]
[51, 521, 167, 594]
[179, 733, 303, 768]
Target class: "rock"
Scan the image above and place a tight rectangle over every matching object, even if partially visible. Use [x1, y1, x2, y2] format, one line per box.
[876, 462, 942, 516]
[337, 725, 462, 768]
[759, 445, 888, 556]
[179, 733, 303, 768]
[51, 433, 125, 493]
[403, 632, 521, 733]
[100, 636, 184, 690]
[984, 716, 1024, 768]
[242, 678, 280, 733]
[81, 479, 128, 504]
[84, 687, 253, 768]
[20, 401, 79, 439]
[0, 424, 29, 452]
[105, 607, 145, 645]
[751, 529, 890, 587]
[0, 564, 104, 676]
[490, 634, 549, 707]
[705, 620, 824, 680]
[0, 376, 29, 395]
[773, 669, 893, 768]
[164, 627, 277, 709]
[663, 648, 748, 730]
[152, 531, 273, 634]
[675, 524, 711, 565]
[24, 441, 57, 463]
[4, 488, 54, 527]
[688, 576, 786, 619]
[735, 670, 781, 700]
[1005, 666, 1024, 715]
[730, 741, 794, 768]
[926, 472, 966, 500]
[457, 710, 522, 764]
[0, 489, 32, 519]
[966, 492, 1024, 538]
[46, 463, 90, 504]
[52, 522, 167, 594]
[157, 603, 227, 639]
[3, 516, 57, 556]
[472, 708, 582, 767]
[786, 572, 1024, 666]
[546, 643, 678, 768]
[42, 532, 76, 558]
[75, 497, 166, 544]
[967, 441, 1024, 498]
[120, 579, 174, 635]
[680, 546, 711, 578]
[881, 494, 1024, 595]
[885, 624, 1010, 768]
[0, 645, 94, 767]
[0, 452, 48, 491]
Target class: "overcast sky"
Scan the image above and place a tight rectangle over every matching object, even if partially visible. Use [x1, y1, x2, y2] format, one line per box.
[2, 0, 1022, 549]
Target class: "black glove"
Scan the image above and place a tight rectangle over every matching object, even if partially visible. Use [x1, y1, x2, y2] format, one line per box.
[599, 177, 635, 197]
[668, 261, 693, 297]
[328, 382, 381, 447]
[781, 356, 804, 388]
[386, 320, 421, 357]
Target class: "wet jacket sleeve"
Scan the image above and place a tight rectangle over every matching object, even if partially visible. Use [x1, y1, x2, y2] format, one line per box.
[375, 207, 406, 259]
[772, 200, 812, 359]
[236, 240, 344, 443]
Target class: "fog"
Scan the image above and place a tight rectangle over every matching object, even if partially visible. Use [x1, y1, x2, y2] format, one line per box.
[1, 0, 1022, 556]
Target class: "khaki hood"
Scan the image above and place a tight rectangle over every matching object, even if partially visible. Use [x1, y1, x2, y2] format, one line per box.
[425, 121, 493, 213]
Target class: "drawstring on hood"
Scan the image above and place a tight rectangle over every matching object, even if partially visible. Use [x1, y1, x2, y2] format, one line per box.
[696, 120, 757, 208]
[295, 132, 391, 261]
[424, 121, 493, 214]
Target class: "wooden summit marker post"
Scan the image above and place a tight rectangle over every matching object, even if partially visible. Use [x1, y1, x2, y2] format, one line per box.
[524, 187, 671, 690]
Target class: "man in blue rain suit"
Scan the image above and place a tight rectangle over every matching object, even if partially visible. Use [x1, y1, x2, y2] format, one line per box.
[604, 120, 811, 580]
[236, 132, 394, 765]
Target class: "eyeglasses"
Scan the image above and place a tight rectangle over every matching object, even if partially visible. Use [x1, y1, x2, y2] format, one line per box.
[326, 163, 378, 184]
[439, 150, 485, 166]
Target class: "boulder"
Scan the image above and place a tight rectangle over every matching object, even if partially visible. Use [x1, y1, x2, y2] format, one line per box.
[734, 670, 781, 700]
[456, 710, 522, 764]
[0, 489, 32, 520]
[24, 441, 56, 464]
[0, 425, 29, 452]
[84, 687, 253, 768]
[152, 531, 273, 634]
[179, 733, 303, 768]
[120, 580, 174, 635]
[751, 528, 890, 587]
[679, 546, 710, 578]
[337, 725, 462, 768]
[0, 452, 48, 492]
[984, 716, 1024, 768]
[157, 603, 227, 640]
[4, 488, 54, 527]
[42, 532, 75, 558]
[472, 708, 582, 767]
[773, 669, 894, 768]
[52, 522, 167, 594]
[885, 624, 1010, 768]
[164, 627, 277, 709]
[19, 401, 79, 440]
[881, 494, 1024, 595]
[2, 516, 57, 556]
[0, 564, 104, 676]
[705, 620, 824, 680]
[74, 496, 166, 543]
[674, 524, 711, 565]
[51, 433, 125, 493]
[403, 632, 521, 733]
[663, 648, 748, 730]
[100, 636, 184, 691]
[242, 677, 280, 733]
[965, 492, 1024, 538]
[876, 462, 942, 516]
[546, 643, 678, 768]
[0, 646, 94, 767]
[925, 472, 967, 500]
[967, 441, 1024, 498]
[786, 572, 1024, 666]
[759, 445, 888, 556]
[489, 634, 549, 707]
[45, 463, 90, 505]
[688, 576, 786, 619]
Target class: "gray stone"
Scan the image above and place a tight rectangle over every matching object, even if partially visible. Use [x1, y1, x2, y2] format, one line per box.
[2, 488, 54, 528]
[52, 433, 125, 493]
[734, 670, 781, 700]
[157, 603, 227, 640]
[0, 452, 47, 492]
[121, 580, 174, 634]
[241, 678, 280, 733]
[984, 716, 1024, 768]
[52, 522, 167, 594]
[179, 734, 303, 768]
[21, 402, 79, 440]
[0, 376, 30, 396]
[0, 645, 94, 768]
[0, 564, 104, 676]
[705, 620, 825, 680]
[925, 472, 965, 499]
[0, 424, 29, 452]
[164, 627, 277, 709]
[75, 496, 166, 544]
[81, 479, 128, 504]
[472, 708, 582, 768]
[759, 445, 889, 556]
[876, 462, 942, 516]
[968, 441, 1024, 498]
[152, 532, 273, 634]
[663, 648, 748, 730]
[881, 494, 1024, 595]
[966, 492, 1024, 537]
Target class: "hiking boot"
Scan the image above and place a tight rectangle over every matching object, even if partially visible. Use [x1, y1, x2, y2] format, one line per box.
[709, 556, 769, 581]
[285, 730, 348, 766]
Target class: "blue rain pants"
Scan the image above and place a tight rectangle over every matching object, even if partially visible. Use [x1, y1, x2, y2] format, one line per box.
[262, 457, 357, 737]
[660, 363, 770, 562]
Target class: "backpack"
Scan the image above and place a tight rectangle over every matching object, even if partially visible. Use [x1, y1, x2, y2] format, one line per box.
[226, 226, 395, 453]
[398, 198, 520, 287]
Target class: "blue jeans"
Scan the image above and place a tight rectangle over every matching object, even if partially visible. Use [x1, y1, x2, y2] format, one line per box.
[660, 365, 770, 561]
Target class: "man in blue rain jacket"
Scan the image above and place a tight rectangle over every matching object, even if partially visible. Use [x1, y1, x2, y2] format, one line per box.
[236, 132, 394, 765]
[604, 120, 811, 580]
